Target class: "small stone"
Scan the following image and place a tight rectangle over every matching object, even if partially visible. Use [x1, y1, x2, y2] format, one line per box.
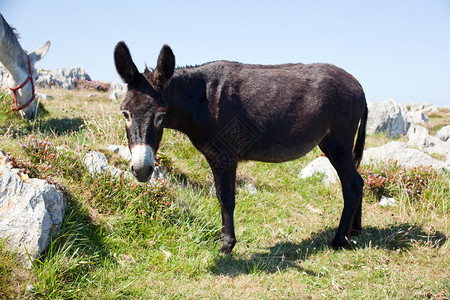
[244, 183, 257, 194]
[299, 156, 338, 185]
[379, 196, 397, 207]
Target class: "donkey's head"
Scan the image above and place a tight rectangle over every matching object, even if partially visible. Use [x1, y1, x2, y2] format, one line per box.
[6, 41, 50, 120]
[114, 42, 175, 182]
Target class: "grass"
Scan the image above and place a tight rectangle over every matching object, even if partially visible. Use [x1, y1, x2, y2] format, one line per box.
[0, 89, 449, 299]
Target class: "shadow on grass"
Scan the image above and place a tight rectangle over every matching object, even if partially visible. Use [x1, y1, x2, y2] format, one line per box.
[34, 191, 115, 273]
[0, 117, 85, 137]
[209, 223, 447, 276]
[33, 117, 85, 135]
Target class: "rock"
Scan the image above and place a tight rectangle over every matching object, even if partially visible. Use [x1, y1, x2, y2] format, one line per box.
[109, 82, 127, 102]
[82, 151, 132, 180]
[35, 67, 91, 90]
[299, 156, 338, 185]
[0, 151, 66, 264]
[379, 196, 397, 207]
[107, 145, 131, 162]
[406, 125, 439, 149]
[407, 102, 434, 112]
[423, 140, 450, 157]
[83, 151, 110, 175]
[151, 165, 167, 182]
[406, 124, 430, 148]
[362, 141, 450, 172]
[422, 105, 440, 115]
[406, 125, 450, 156]
[437, 125, 450, 142]
[36, 93, 54, 101]
[405, 110, 429, 124]
[1, 64, 91, 91]
[367, 99, 411, 137]
[243, 183, 257, 194]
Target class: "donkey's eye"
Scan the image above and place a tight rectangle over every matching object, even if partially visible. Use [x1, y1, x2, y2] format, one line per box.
[122, 111, 130, 121]
[154, 111, 166, 128]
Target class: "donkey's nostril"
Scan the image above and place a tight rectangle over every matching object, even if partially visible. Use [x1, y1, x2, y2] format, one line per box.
[130, 164, 153, 182]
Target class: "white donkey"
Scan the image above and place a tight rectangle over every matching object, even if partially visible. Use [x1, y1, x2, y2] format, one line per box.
[0, 14, 50, 119]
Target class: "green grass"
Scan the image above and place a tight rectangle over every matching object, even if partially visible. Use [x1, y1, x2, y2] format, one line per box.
[1, 89, 449, 299]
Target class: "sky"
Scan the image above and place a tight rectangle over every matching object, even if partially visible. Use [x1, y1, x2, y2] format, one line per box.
[1, 0, 449, 106]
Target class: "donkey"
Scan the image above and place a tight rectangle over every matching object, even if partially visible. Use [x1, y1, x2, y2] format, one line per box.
[114, 41, 368, 253]
[0, 14, 50, 120]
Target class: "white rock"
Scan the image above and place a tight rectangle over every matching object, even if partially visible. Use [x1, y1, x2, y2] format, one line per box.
[243, 183, 257, 194]
[422, 105, 440, 115]
[407, 102, 433, 112]
[367, 99, 411, 137]
[83, 151, 110, 175]
[35, 67, 91, 90]
[107, 145, 131, 161]
[423, 140, 450, 157]
[406, 125, 437, 149]
[109, 82, 127, 102]
[299, 156, 338, 185]
[362, 141, 450, 172]
[406, 125, 450, 156]
[405, 110, 429, 124]
[82, 151, 132, 180]
[36, 93, 54, 101]
[437, 125, 450, 142]
[151, 166, 168, 182]
[379, 196, 397, 207]
[0, 152, 66, 264]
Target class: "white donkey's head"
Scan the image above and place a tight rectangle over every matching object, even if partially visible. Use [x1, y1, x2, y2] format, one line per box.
[6, 42, 50, 119]
[1, 14, 50, 120]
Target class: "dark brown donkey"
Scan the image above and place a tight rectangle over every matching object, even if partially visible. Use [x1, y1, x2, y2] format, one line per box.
[114, 41, 368, 253]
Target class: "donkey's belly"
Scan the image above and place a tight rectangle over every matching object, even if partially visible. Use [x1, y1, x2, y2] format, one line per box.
[241, 137, 322, 163]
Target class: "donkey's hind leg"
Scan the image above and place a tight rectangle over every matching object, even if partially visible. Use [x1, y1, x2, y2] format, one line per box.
[351, 174, 364, 236]
[319, 139, 364, 248]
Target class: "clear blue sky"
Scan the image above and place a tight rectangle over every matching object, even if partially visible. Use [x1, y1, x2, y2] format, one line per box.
[2, 0, 450, 106]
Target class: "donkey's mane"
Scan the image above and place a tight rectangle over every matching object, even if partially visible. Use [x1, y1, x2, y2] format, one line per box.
[1, 15, 20, 40]
[10, 26, 20, 40]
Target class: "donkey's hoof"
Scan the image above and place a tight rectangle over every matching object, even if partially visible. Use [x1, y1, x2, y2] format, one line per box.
[350, 228, 362, 237]
[330, 237, 351, 250]
[220, 235, 236, 254]
[220, 245, 233, 254]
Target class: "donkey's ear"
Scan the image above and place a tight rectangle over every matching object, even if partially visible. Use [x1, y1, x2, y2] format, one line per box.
[152, 44, 175, 89]
[114, 41, 140, 84]
[29, 41, 50, 65]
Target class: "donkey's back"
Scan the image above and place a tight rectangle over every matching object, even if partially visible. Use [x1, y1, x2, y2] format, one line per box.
[191, 61, 366, 163]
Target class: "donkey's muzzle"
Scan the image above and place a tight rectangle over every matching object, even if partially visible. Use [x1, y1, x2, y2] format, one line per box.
[130, 144, 155, 182]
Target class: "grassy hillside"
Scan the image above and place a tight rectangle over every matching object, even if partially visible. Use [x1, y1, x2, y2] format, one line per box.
[0, 88, 449, 299]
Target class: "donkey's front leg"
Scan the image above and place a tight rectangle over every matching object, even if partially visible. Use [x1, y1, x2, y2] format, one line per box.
[210, 160, 238, 254]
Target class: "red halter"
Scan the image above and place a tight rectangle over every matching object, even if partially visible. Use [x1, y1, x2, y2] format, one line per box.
[7, 55, 36, 111]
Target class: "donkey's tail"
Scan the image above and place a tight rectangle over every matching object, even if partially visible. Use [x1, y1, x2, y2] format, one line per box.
[353, 100, 368, 169]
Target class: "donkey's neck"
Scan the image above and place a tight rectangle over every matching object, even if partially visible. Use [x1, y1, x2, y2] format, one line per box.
[163, 67, 213, 141]
[0, 16, 29, 81]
